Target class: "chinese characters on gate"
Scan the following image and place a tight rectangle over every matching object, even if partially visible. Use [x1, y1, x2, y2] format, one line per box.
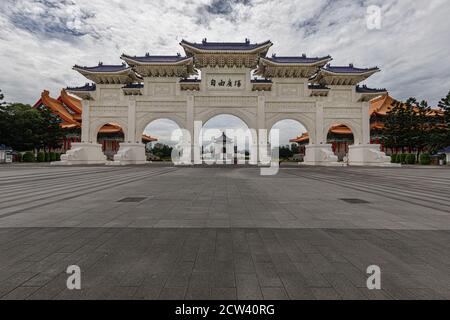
[210, 78, 242, 88]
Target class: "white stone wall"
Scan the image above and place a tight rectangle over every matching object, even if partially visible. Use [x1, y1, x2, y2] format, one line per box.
[83, 67, 369, 158]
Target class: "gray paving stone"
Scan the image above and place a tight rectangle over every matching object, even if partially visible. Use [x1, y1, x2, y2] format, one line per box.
[211, 287, 237, 300]
[0, 166, 449, 300]
[236, 273, 263, 300]
[159, 287, 186, 300]
[261, 287, 289, 300]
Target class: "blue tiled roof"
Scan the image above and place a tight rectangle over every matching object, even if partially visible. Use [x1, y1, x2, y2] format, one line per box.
[73, 63, 130, 73]
[308, 83, 329, 90]
[180, 39, 272, 51]
[66, 83, 96, 91]
[356, 85, 386, 93]
[122, 54, 191, 63]
[323, 64, 379, 74]
[440, 146, 450, 153]
[266, 54, 331, 64]
[122, 83, 143, 89]
[0, 144, 12, 150]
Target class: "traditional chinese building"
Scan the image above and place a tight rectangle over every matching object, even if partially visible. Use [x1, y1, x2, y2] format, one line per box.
[290, 92, 444, 159]
[55, 38, 394, 166]
[33, 89, 156, 159]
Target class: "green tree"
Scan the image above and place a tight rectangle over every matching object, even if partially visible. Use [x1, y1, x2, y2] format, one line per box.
[279, 145, 294, 159]
[437, 90, 450, 149]
[290, 143, 300, 154]
[0, 103, 65, 152]
[383, 98, 416, 152]
[0, 103, 43, 151]
[35, 105, 65, 151]
[383, 97, 447, 156]
[150, 143, 173, 159]
[411, 99, 432, 155]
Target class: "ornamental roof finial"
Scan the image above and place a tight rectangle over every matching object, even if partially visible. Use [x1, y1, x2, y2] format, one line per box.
[202, 38, 207, 44]
[349, 63, 354, 68]
[302, 53, 306, 58]
[272, 53, 276, 57]
[177, 52, 181, 56]
[145, 52, 150, 57]
[245, 38, 250, 44]
[98, 61, 103, 66]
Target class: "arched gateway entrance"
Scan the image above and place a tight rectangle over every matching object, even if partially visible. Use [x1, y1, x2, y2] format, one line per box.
[58, 39, 392, 166]
[201, 114, 253, 164]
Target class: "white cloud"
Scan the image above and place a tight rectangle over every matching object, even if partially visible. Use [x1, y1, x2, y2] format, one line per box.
[1, 0, 449, 141]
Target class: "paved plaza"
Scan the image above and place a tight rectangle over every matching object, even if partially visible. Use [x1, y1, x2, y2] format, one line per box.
[0, 165, 449, 299]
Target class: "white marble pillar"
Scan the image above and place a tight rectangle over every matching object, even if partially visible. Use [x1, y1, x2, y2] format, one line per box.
[81, 100, 90, 143]
[254, 95, 265, 164]
[186, 95, 196, 164]
[302, 102, 341, 166]
[362, 101, 370, 145]
[315, 102, 324, 145]
[110, 98, 146, 165]
[127, 99, 136, 143]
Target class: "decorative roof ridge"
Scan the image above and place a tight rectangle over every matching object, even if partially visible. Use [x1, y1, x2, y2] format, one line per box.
[356, 84, 387, 93]
[371, 93, 391, 105]
[179, 39, 273, 52]
[66, 83, 97, 91]
[322, 63, 380, 73]
[121, 53, 191, 61]
[73, 63, 131, 72]
[266, 54, 332, 60]
[59, 90, 82, 114]
[181, 38, 272, 46]
[39, 90, 78, 124]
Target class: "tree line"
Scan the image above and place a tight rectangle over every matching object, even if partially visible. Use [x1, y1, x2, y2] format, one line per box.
[0, 90, 65, 152]
[383, 90, 450, 155]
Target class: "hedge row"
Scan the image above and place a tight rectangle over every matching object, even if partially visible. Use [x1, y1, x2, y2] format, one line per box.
[390, 153, 431, 165]
[20, 152, 63, 162]
[419, 153, 431, 165]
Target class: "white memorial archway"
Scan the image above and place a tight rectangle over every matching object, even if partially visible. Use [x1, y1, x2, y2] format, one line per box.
[58, 39, 391, 166]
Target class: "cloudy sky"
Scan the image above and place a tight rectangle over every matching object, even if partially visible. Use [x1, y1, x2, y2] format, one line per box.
[1, 0, 449, 144]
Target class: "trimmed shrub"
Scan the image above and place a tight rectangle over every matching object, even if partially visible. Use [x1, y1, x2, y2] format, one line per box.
[399, 153, 407, 164]
[419, 153, 431, 165]
[405, 153, 416, 165]
[49, 152, 57, 162]
[37, 152, 45, 162]
[44, 152, 50, 162]
[23, 152, 34, 162]
[390, 154, 397, 163]
[56, 153, 62, 161]
[16, 153, 23, 162]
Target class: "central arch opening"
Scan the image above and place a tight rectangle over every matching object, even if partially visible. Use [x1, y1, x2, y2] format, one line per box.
[326, 124, 354, 162]
[143, 118, 182, 161]
[96, 123, 124, 161]
[201, 114, 253, 164]
[270, 119, 308, 162]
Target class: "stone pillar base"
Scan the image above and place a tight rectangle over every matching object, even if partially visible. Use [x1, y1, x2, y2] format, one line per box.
[110, 143, 147, 165]
[348, 144, 399, 166]
[52, 143, 107, 165]
[302, 144, 344, 166]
